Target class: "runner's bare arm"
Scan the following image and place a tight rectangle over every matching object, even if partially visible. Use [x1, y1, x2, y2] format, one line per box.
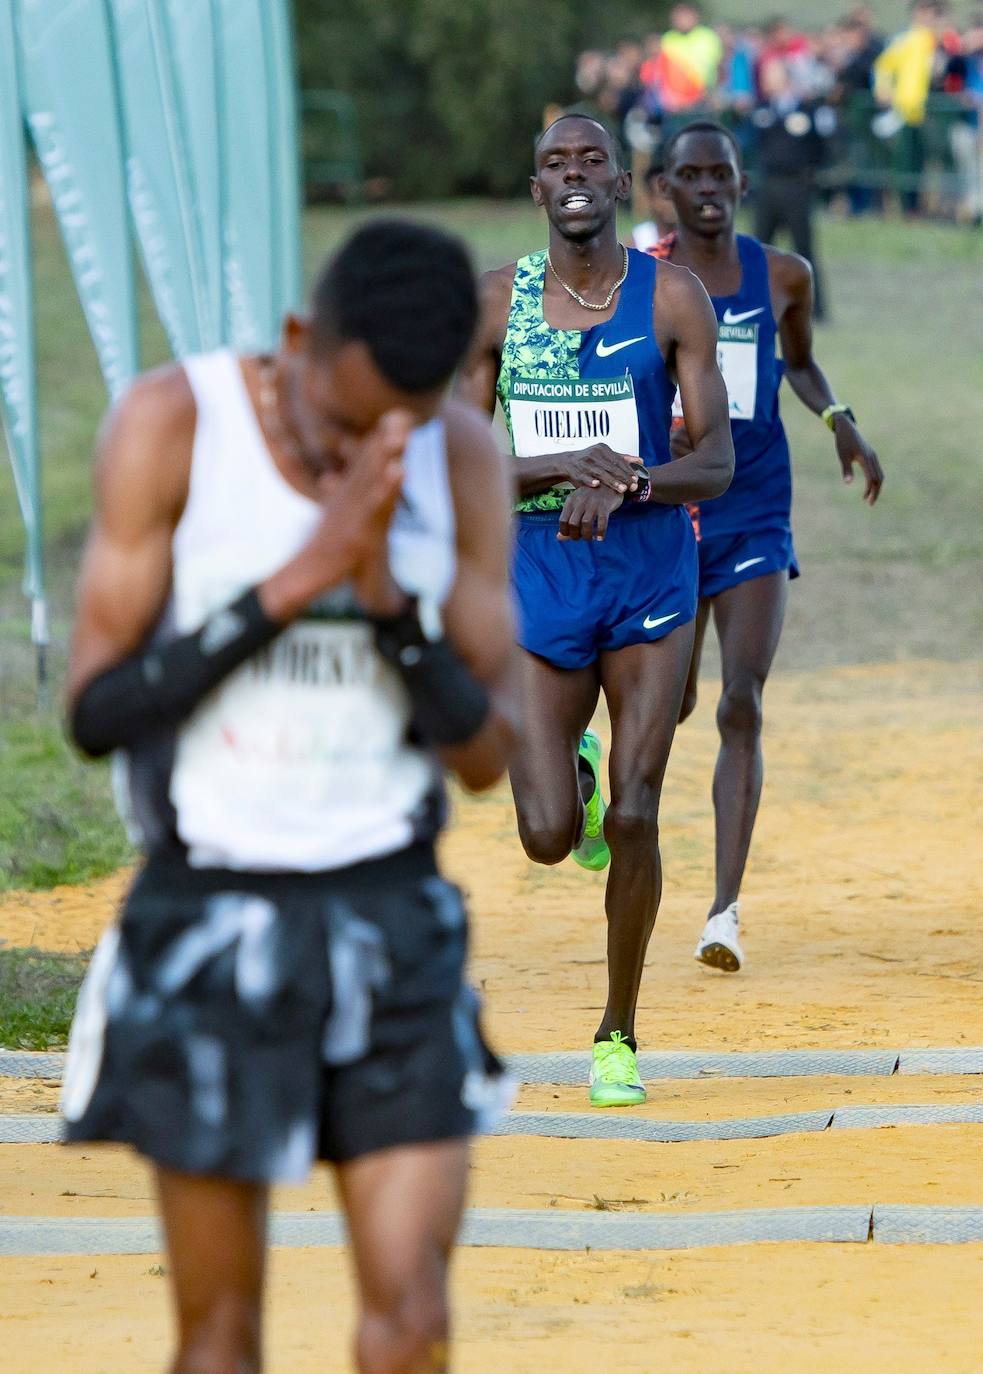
[67, 368, 196, 705]
[455, 268, 510, 416]
[438, 400, 520, 792]
[771, 249, 883, 505]
[456, 266, 640, 496]
[651, 263, 734, 503]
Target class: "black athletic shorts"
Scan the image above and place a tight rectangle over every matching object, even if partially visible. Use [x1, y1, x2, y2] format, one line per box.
[62, 842, 511, 1182]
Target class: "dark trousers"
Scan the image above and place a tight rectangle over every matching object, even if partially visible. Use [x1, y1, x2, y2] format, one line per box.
[753, 174, 826, 319]
[893, 123, 925, 215]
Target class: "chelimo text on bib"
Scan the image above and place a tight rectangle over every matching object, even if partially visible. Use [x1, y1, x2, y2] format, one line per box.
[508, 376, 641, 458]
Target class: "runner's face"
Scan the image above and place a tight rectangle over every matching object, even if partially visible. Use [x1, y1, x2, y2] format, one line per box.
[532, 121, 629, 240]
[662, 133, 745, 239]
[282, 329, 440, 474]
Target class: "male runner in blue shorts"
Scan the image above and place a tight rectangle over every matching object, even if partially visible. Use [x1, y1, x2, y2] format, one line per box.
[62, 220, 518, 1374]
[461, 114, 734, 1107]
[654, 121, 884, 973]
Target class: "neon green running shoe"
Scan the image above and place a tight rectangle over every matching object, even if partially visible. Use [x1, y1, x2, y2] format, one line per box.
[589, 1032, 647, 1108]
[571, 730, 610, 871]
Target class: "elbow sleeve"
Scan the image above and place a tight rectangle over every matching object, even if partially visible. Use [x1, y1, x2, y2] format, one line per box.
[70, 588, 282, 757]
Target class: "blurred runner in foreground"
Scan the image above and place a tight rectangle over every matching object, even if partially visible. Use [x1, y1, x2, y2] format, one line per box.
[62, 218, 518, 1374]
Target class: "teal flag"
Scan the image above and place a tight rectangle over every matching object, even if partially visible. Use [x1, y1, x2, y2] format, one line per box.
[108, 0, 211, 358]
[263, 0, 303, 324]
[0, 0, 46, 660]
[214, 0, 285, 350]
[161, 0, 222, 349]
[17, 0, 139, 400]
[213, 0, 275, 349]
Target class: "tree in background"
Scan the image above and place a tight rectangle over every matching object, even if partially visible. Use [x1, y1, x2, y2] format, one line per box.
[295, 0, 664, 197]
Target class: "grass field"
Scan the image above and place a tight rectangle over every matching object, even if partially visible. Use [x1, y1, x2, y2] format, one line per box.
[1, 196, 981, 894]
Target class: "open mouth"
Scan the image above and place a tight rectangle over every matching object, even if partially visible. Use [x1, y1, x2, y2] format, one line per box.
[698, 203, 725, 221]
[560, 192, 592, 211]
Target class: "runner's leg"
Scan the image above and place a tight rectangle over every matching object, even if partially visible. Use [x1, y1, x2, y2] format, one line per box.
[156, 1168, 268, 1374]
[596, 622, 695, 1042]
[678, 598, 711, 723]
[509, 651, 600, 865]
[337, 1140, 469, 1374]
[708, 570, 788, 916]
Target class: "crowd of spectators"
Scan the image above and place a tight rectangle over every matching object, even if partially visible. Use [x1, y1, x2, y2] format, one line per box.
[574, 2, 983, 224]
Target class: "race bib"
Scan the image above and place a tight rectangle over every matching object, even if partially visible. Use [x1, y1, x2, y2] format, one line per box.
[508, 375, 640, 459]
[673, 321, 759, 422]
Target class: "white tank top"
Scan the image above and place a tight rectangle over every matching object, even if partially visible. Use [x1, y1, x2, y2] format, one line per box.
[118, 349, 457, 872]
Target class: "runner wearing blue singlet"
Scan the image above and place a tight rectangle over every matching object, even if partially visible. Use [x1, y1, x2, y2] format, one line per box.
[461, 114, 734, 1107]
[655, 120, 884, 974]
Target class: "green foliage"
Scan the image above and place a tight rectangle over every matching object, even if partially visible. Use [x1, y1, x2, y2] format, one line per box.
[0, 947, 89, 1049]
[0, 718, 133, 893]
[295, 0, 661, 196]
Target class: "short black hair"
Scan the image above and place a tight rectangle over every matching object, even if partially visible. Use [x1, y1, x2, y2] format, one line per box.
[662, 120, 743, 171]
[535, 113, 624, 171]
[309, 218, 478, 393]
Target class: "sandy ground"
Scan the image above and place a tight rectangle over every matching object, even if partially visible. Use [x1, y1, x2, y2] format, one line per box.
[1, 659, 982, 1370]
[4, 1245, 983, 1374]
[3, 1121, 983, 1219]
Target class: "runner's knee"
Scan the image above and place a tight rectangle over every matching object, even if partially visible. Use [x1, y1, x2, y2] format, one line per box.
[518, 813, 578, 866]
[357, 1279, 449, 1374]
[717, 679, 764, 740]
[604, 797, 660, 854]
[173, 1296, 261, 1374]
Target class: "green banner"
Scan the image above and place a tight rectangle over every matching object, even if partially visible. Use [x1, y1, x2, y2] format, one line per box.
[17, 0, 139, 400]
[0, 0, 46, 654]
[214, 0, 298, 350]
[108, 0, 211, 358]
[161, 0, 222, 349]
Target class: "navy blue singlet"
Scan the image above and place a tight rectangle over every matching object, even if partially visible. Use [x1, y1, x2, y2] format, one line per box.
[697, 234, 792, 539]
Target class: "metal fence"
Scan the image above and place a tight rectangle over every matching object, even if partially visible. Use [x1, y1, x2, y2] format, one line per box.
[722, 93, 979, 205]
[302, 88, 981, 211]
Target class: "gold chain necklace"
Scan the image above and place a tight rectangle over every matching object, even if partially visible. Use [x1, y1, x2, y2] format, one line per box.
[257, 355, 283, 437]
[546, 244, 629, 312]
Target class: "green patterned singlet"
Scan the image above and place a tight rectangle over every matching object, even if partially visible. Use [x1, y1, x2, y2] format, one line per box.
[496, 251, 581, 513]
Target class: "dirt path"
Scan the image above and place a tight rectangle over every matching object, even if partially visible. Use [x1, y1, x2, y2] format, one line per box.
[1, 659, 982, 1371]
[3, 1245, 983, 1374]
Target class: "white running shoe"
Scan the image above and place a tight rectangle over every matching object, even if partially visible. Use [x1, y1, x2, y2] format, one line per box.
[695, 902, 744, 973]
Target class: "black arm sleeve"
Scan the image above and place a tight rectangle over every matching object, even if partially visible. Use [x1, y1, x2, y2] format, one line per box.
[70, 587, 283, 758]
[370, 603, 491, 748]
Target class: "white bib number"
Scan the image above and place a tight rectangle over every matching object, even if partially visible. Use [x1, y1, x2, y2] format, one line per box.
[673, 321, 759, 422]
[508, 375, 640, 458]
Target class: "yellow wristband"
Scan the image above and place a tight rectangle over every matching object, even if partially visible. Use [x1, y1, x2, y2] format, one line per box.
[822, 403, 855, 431]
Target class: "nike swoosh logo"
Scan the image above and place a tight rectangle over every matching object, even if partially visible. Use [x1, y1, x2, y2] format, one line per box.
[643, 611, 680, 630]
[595, 335, 646, 358]
[722, 307, 764, 325]
[734, 556, 767, 573]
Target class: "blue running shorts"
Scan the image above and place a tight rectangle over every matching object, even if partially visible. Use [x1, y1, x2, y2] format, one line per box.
[513, 503, 698, 670]
[697, 526, 799, 601]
